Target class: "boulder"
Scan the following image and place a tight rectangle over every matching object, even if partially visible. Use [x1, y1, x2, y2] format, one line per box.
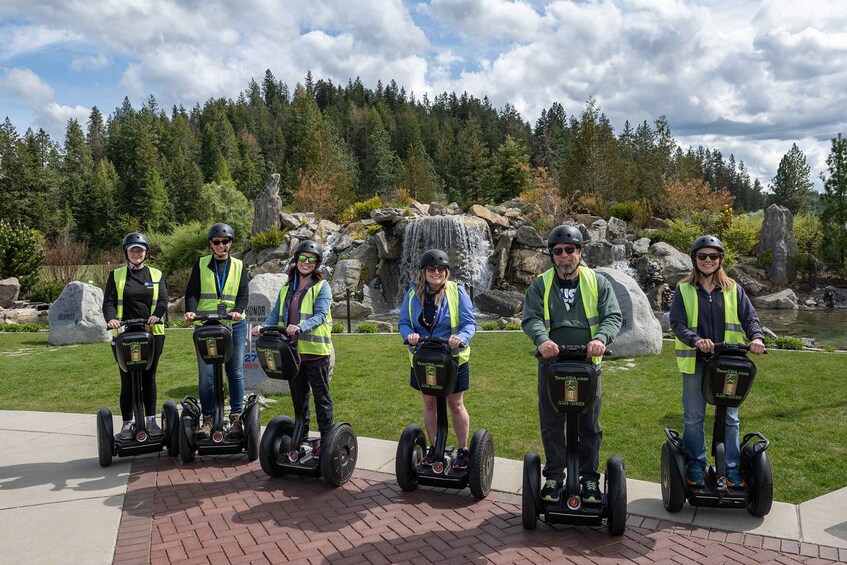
[280, 212, 302, 230]
[649, 242, 692, 285]
[314, 219, 341, 245]
[0, 277, 20, 308]
[256, 242, 290, 265]
[823, 286, 847, 308]
[362, 281, 393, 314]
[632, 238, 650, 257]
[243, 273, 289, 394]
[168, 297, 184, 316]
[757, 204, 798, 286]
[330, 259, 365, 300]
[409, 200, 430, 215]
[606, 217, 628, 243]
[514, 225, 544, 248]
[370, 208, 405, 225]
[468, 204, 509, 228]
[492, 230, 515, 284]
[48, 282, 110, 345]
[473, 289, 525, 317]
[445, 202, 463, 215]
[752, 289, 799, 310]
[428, 202, 446, 216]
[586, 219, 607, 243]
[658, 311, 671, 333]
[582, 242, 613, 268]
[595, 268, 663, 357]
[371, 229, 402, 260]
[251, 173, 283, 235]
[508, 248, 550, 288]
[3, 307, 47, 325]
[331, 300, 373, 319]
[251, 258, 288, 276]
[726, 267, 765, 296]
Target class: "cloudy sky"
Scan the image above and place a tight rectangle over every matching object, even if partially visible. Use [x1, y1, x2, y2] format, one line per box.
[2, 0, 845, 190]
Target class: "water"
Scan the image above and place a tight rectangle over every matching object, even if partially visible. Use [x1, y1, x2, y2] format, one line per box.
[757, 308, 847, 349]
[397, 215, 494, 305]
[611, 243, 638, 279]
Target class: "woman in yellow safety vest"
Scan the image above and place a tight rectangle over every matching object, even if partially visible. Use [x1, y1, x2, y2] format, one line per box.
[252, 240, 334, 455]
[103, 232, 168, 439]
[398, 249, 477, 472]
[669, 235, 766, 489]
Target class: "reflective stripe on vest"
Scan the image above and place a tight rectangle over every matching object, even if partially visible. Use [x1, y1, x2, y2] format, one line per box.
[278, 279, 333, 356]
[540, 267, 602, 365]
[196, 256, 243, 315]
[113, 266, 164, 335]
[406, 280, 471, 366]
[674, 282, 745, 373]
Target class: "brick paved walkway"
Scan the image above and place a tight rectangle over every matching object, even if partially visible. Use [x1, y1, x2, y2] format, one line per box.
[113, 454, 847, 564]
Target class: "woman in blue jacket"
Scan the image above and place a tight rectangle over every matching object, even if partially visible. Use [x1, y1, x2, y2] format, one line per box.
[398, 249, 477, 470]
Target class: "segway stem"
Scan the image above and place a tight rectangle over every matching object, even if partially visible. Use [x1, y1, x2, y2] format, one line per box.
[132, 364, 147, 434]
[566, 412, 580, 496]
[433, 396, 448, 463]
[289, 373, 308, 447]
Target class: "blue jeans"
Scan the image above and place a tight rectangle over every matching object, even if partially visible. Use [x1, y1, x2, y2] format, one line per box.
[197, 319, 246, 417]
[682, 365, 740, 470]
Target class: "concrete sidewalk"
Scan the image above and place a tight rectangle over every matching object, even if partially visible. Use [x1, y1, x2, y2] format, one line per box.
[1, 411, 845, 564]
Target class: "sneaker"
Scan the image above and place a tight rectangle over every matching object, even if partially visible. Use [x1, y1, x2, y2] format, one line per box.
[540, 479, 563, 503]
[119, 421, 134, 440]
[198, 416, 213, 439]
[726, 469, 746, 488]
[146, 417, 163, 436]
[453, 448, 469, 471]
[581, 478, 602, 504]
[228, 413, 243, 438]
[687, 462, 705, 487]
[421, 446, 435, 467]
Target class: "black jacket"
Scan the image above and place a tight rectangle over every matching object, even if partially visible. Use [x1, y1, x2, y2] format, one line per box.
[670, 281, 764, 347]
[184, 256, 249, 314]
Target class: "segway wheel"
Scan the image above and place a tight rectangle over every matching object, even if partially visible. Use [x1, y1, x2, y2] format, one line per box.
[744, 448, 773, 517]
[259, 416, 294, 477]
[468, 428, 495, 500]
[162, 401, 179, 457]
[522, 451, 542, 530]
[179, 414, 196, 463]
[321, 423, 358, 487]
[395, 424, 426, 491]
[605, 455, 627, 536]
[245, 405, 260, 461]
[96, 407, 114, 468]
[661, 442, 685, 512]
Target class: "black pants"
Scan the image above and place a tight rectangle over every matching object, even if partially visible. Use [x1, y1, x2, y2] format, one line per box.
[296, 356, 334, 440]
[117, 335, 165, 421]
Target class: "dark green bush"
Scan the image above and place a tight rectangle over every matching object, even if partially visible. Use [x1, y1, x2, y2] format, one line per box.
[27, 279, 64, 303]
[355, 322, 379, 333]
[773, 336, 805, 350]
[479, 321, 499, 331]
[332, 322, 344, 333]
[649, 219, 702, 254]
[503, 322, 522, 331]
[0, 219, 44, 293]
[0, 322, 44, 332]
[150, 222, 209, 274]
[251, 226, 287, 252]
[339, 196, 384, 224]
[165, 267, 192, 298]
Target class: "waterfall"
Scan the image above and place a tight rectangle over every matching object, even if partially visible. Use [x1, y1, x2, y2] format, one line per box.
[397, 215, 494, 304]
[611, 243, 638, 280]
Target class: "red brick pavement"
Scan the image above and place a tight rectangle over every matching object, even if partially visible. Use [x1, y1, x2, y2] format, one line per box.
[113, 453, 847, 564]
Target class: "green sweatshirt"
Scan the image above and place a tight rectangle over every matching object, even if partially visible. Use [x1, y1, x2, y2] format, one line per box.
[521, 267, 623, 348]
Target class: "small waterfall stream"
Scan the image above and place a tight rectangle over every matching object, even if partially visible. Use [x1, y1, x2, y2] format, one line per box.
[396, 215, 495, 305]
[611, 243, 638, 280]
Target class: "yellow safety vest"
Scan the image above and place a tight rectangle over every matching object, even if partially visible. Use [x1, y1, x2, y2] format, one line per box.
[278, 279, 333, 356]
[196, 255, 243, 316]
[540, 267, 602, 365]
[113, 265, 164, 335]
[674, 282, 746, 373]
[407, 281, 471, 366]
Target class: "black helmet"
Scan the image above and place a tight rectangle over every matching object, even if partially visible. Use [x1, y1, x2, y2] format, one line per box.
[690, 235, 724, 256]
[208, 223, 235, 241]
[419, 249, 450, 269]
[123, 232, 149, 251]
[293, 240, 323, 262]
[547, 224, 583, 249]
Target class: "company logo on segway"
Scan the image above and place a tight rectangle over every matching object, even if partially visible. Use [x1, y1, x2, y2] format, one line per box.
[212, 430, 224, 443]
[206, 337, 219, 357]
[567, 495, 581, 510]
[425, 365, 436, 386]
[715, 367, 744, 401]
[136, 430, 147, 443]
[288, 449, 299, 462]
[264, 350, 277, 371]
[565, 379, 578, 402]
[723, 373, 737, 396]
[432, 461, 444, 474]
[130, 343, 141, 363]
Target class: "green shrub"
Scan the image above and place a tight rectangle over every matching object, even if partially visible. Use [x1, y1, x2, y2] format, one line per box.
[773, 336, 805, 350]
[332, 322, 344, 333]
[339, 196, 384, 224]
[722, 213, 760, 257]
[609, 200, 650, 226]
[0, 219, 45, 293]
[251, 226, 287, 252]
[650, 219, 702, 253]
[27, 279, 64, 303]
[479, 321, 499, 331]
[355, 322, 379, 333]
[165, 267, 192, 298]
[503, 322, 522, 331]
[0, 322, 44, 332]
[150, 222, 209, 274]
[793, 213, 822, 255]
[366, 224, 382, 237]
[165, 319, 194, 328]
[823, 345, 836, 353]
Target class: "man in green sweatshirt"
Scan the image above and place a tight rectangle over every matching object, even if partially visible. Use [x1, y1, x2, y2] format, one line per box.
[522, 224, 622, 505]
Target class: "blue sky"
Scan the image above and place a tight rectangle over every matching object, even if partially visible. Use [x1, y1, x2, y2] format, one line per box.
[2, 0, 846, 190]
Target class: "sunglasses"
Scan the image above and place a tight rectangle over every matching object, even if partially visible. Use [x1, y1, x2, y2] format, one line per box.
[424, 265, 448, 274]
[211, 239, 232, 246]
[696, 253, 722, 261]
[298, 255, 318, 264]
[552, 246, 578, 256]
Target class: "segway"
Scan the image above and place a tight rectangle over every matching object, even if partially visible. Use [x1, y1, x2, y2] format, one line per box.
[179, 312, 261, 462]
[522, 345, 627, 535]
[661, 342, 773, 516]
[97, 319, 179, 467]
[395, 336, 495, 499]
[255, 326, 358, 486]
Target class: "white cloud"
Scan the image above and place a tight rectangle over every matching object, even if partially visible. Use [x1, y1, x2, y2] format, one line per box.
[1, 67, 55, 103]
[426, 0, 543, 41]
[0, 23, 81, 60]
[70, 52, 110, 72]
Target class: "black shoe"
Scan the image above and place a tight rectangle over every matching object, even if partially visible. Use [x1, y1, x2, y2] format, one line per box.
[421, 446, 435, 467]
[228, 413, 243, 438]
[540, 479, 563, 503]
[453, 448, 469, 471]
[146, 417, 163, 436]
[119, 421, 134, 440]
[581, 477, 602, 504]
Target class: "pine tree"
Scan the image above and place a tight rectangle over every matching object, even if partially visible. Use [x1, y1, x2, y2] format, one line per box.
[396, 141, 441, 203]
[453, 117, 490, 204]
[489, 135, 531, 203]
[770, 143, 814, 213]
[61, 119, 95, 240]
[820, 134, 847, 265]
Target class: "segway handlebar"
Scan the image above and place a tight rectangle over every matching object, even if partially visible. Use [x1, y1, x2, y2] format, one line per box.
[534, 343, 612, 360]
[193, 313, 233, 323]
[403, 335, 466, 349]
[256, 325, 294, 340]
[110, 318, 149, 329]
[707, 342, 767, 355]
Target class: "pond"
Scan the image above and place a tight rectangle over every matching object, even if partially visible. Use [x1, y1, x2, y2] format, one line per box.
[757, 308, 847, 349]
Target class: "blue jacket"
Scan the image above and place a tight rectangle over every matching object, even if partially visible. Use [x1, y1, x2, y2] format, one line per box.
[399, 283, 476, 346]
[262, 276, 332, 334]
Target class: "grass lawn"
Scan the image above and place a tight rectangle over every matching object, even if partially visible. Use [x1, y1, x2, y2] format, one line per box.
[1, 330, 844, 504]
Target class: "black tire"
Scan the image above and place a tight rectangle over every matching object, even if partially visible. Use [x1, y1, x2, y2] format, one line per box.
[259, 416, 294, 477]
[661, 442, 685, 512]
[162, 401, 179, 457]
[745, 448, 773, 517]
[522, 451, 541, 530]
[321, 423, 358, 486]
[605, 456, 627, 536]
[179, 414, 196, 463]
[97, 407, 114, 468]
[245, 405, 260, 461]
[468, 429, 495, 500]
[395, 424, 426, 491]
